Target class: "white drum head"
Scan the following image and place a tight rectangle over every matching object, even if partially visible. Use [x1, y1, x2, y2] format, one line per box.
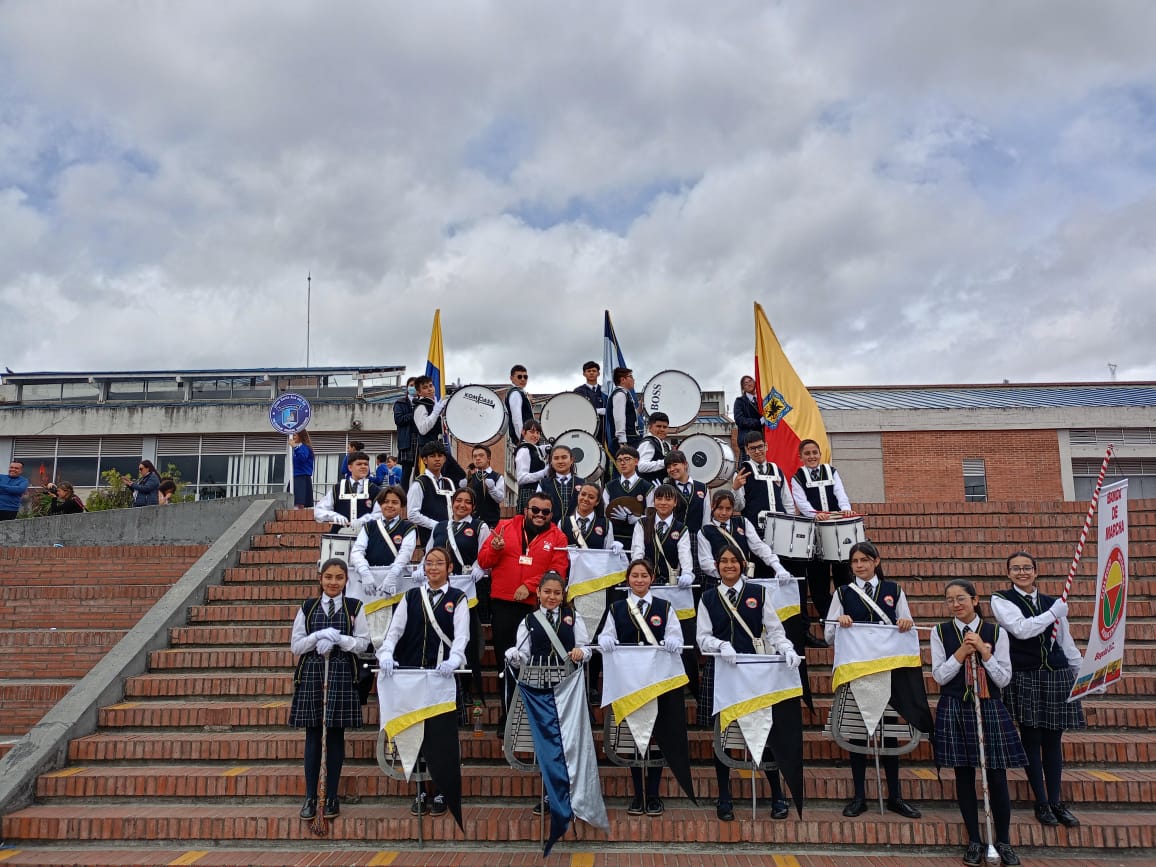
[552, 429, 605, 481]
[679, 434, 725, 485]
[444, 385, 508, 445]
[540, 392, 599, 439]
[641, 369, 702, 429]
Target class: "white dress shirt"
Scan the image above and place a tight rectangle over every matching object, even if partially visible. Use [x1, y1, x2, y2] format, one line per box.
[507, 388, 528, 440]
[630, 515, 694, 584]
[824, 577, 913, 645]
[597, 592, 683, 645]
[636, 437, 672, 478]
[313, 478, 375, 528]
[930, 615, 1013, 689]
[511, 606, 592, 663]
[695, 579, 792, 655]
[514, 443, 550, 488]
[732, 465, 798, 516]
[695, 518, 791, 581]
[349, 517, 418, 592]
[990, 587, 1081, 668]
[290, 592, 371, 656]
[379, 581, 470, 669]
[790, 466, 852, 516]
[407, 471, 457, 531]
[462, 470, 506, 506]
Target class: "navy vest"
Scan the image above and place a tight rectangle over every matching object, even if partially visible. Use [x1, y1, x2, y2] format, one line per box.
[700, 519, 753, 562]
[430, 520, 483, 574]
[642, 517, 687, 584]
[837, 579, 901, 624]
[414, 397, 443, 447]
[393, 585, 466, 668]
[526, 607, 578, 659]
[671, 480, 708, 532]
[330, 479, 378, 522]
[515, 442, 547, 507]
[794, 464, 840, 512]
[294, 595, 363, 683]
[607, 596, 673, 645]
[609, 387, 640, 446]
[563, 512, 610, 548]
[416, 474, 456, 545]
[505, 386, 534, 440]
[539, 474, 585, 524]
[574, 383, 606, 415]
[738, 460, 788, 522]
[992, 588, 1070, 672]
[936, 619, 1003, 701]
[701, 583, 766, 653]
[638, 435, 672, 483]
[363, 518, 414, 567]
[605, 476, 654, 545]
[465, 469, 502, 527]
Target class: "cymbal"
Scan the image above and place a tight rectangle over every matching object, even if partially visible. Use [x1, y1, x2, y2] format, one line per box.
[607, 495, 645, 517]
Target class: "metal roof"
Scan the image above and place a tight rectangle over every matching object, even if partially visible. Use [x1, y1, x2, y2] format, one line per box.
[1, 366, 404, 385]
[812, 383, 1156, 411]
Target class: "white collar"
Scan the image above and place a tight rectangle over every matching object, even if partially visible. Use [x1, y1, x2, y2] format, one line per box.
[556, 474, 571, 484]
[954, 615, 981, 632]
[321, 592, 344, 608]
[855, 577, 875, 590]
[424, 580, 450, 594]
[721, 579, 744, 597]
[451, 515, 473, 525]
[1012, 585, 1037, 601]
[630, 592, 654, 607]
[619, 473, 639, 486]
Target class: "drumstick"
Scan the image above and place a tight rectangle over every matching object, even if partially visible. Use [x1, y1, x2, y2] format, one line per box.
[819, 618, 934, 633]
[371, 668, 473, 674]
[584, 644, 694, 651]
[703, 652, 792, 663]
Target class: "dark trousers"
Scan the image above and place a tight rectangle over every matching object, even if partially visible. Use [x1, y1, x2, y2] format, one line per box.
[1020, 725, 1065, 806]
[303, 725, 345, 800]
[630, 764, 663, 800]
[955, 766, 1011, 844]
[463, 606, 485, 701]
[714, 754, 783, 805]
[850, 751, 901, 801]
[679, 616, 700, 699]
[491, 597, 534, 719]
[807, 560, 851, 622]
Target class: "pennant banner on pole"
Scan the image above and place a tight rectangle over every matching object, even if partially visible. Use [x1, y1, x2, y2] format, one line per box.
[1070, 479, 1129, 701]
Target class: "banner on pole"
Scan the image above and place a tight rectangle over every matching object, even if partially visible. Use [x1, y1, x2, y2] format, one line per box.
[1069, 479, 1129, 701]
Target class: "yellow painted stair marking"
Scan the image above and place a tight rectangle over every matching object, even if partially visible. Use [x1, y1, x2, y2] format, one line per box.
[220, 766, 250, 777]
[1088, 770, 1122, 782]
[570, 855, 595, 867]
[261, 700, 290, 708]
[773, 857, 801, 867]
[45, 766, 86, 778]
[911, 768, 938, 780]
[106, 702, 140, 710]
[167, 854, 208, 866]
[368, 854, 399, 866]
[0, 851, 22, 863]
[736, 768, 755, 779]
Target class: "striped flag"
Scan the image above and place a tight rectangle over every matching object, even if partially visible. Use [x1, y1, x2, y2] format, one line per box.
[753, 301, 830, 478]
[602, 310, 643, 440]
[425, 309, 446, 400]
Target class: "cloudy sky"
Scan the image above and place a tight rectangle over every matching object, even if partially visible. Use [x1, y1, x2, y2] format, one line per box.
[2, 1, 1155, 400]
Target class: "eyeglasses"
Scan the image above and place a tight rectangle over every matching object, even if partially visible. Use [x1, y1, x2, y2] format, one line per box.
[1009, 565, 1036, 574]
[528, 506, 552, 516]
[945, 596, 973, 605]
[514, 374, 528, 381]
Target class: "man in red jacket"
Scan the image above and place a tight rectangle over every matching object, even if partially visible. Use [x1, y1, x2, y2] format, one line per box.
[478, 491, 570, 722]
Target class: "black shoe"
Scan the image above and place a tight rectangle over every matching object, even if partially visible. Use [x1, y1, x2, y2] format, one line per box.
[963, 841, 983, 866]
[842, 797, 868, 817]
[1033, 802, 1059, 826]
[323, 796, 339, 819]
[804, 634, 828, 648]
[532, 795, 550, 816]
[430, 793, 448, 816]
[1050, 802, 1079, 827]
[886, 798, 921, 819]
[771, 798, 790, 819]
[299, 797, 317, 820]
[645, 797, 664, 816]
[996, 843, 1020, 865]
[716, 800, 734, 821]
[410, 793, 427, 816]
[627, 796, 645, 815]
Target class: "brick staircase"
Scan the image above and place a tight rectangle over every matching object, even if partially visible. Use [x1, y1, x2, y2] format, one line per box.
[0, 504, 1153, 865]
[0, 546, 206, 761]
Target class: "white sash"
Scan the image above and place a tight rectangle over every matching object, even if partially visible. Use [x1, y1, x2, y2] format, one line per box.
[420, 586, 454, 663]
[718, 585, 765, 655]
[847, 582, 893, 625]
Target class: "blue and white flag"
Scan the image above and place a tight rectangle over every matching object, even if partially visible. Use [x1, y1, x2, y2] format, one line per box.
[517, 668, 609, 856]
[602, 310, 643, 440]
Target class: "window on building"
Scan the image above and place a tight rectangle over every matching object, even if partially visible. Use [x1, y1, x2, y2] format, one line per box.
[60, 382, 101, 402]
[963, 458, 987, 502]
[22, 383, 62, 402]
[107, 381, 148, 401]
[1073, 458, 1156, 500]
[146, 379, 184, 401]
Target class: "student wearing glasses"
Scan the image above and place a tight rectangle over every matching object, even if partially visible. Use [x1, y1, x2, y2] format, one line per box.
[504, 364, 534, 444]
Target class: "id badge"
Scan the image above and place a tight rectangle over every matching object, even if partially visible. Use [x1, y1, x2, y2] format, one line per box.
[518, 555, 534, 566]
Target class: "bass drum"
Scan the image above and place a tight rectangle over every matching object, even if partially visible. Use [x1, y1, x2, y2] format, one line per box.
[540, 392, 599, 440]
[678, 434, 735, 487]
[640, 369, 701, 430]
[552, 429, 606, 482]
[444, 385, 508, 445]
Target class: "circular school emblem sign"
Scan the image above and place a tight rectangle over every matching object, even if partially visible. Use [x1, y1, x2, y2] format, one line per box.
[1098, 547, 1127, 642]
[269, 393, 312, 434]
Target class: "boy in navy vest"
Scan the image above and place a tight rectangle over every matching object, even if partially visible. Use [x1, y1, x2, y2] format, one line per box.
[636, 412, 673, 483]
[607, 367, 641, 457]
[504, 364, 534, 443]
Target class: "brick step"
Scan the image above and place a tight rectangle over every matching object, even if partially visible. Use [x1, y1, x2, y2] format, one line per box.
[69, 727, 1156, 767]
[0, 584, 173, 602]
[0, 611, 158, 629]
[0, 545, 207, 561]
[94, 696, 1156, 731]
[857, 500, 1156, 517]
[7, 646, 120, 678]
[0, 679, 76, 734]
[2, 803, 1151, 850]
[0, 629, 127, 648]
[169, 625, 292, 646]
[853, 542, 1156, 561]
[32, 760, 1156, 805]
[869, 526, 1156, 544]
[223, 565, 317, 583]
[859, 561, 1156, 579]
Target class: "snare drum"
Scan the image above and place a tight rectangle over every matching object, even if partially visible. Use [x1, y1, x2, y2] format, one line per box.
[640, 370, 702, 430]
[540, 391, 599, 439]
[552, 429, 606, 481]
[816, 517, 866, 562]
[763, 514, 816, 560]
[319, 533, 353, 569]
[678, 434, 736, 487]
[444, 384, 508, 445]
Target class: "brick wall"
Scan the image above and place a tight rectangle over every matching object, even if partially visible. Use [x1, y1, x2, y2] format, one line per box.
[881, 429, 1063, 502]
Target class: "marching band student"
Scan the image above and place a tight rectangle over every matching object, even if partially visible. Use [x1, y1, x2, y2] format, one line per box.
[394, 377, 417, 487]
[289, 558, 370, 822]
[574, 361, 607, 441]
[429, 488, 491, 706]
[731, 432, 796, 524]
[991, 551, 1085, 829]
[596, 558, 686, 816]
[607, 367, 641, 457]
[412, 377, 449, 451]
[932, 579, 1026, 867]
[562, 484, 618, 551]
[664, 451, 709, 543]
[603, 447, 655, 549]
[314, 451, 380, 534]
[824, 541, 923, 820]
[514, 420, 550, 511]
[636, 412, 673, 483]
[289, 431, 315, 510]
[505, 365, 534, 443]
[696, 545, 800, 821]
[349, 486, 417, 598]
[790, 438, 853, 633]
[408, 441, 459, 547]
[733, 376, 763, 462]
[696, 490, 794, 588]
[339, 441, 365, 480]
[537, 444, 586, 524]
[463, 444, 504, 529]
[378, 547, 469, 818]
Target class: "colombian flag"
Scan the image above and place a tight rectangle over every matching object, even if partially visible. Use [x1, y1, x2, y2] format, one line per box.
[753, 302, 830, 478]
[425, 309, 446, 400]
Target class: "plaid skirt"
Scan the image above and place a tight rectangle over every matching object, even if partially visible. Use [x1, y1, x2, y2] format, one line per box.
[1003, 669, 1087, 731]
[697, 658, 717, 727]
[934, 694, 1028, 770]
[289, 650, 363, 729]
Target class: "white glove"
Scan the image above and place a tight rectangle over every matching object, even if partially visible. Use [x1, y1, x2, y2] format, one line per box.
[777, 572, 796, 586]
[720, 642, 738, 665]
[609, 505, 639, 525]
[411, 566, 426, 584]
[469, 564, 486, 582]
[609, 540, 625, 555]
[782, 648, 802, 670]
[357, 567, 373, 585]
[378, 579, 397, 597]
[322, 627, 341, 642]
[596, 408, 606, 416]
[504, 647, 525, 668]
[597, 633, 617, 654]
[315, 638, 334, 657]
[663, 635, 683, 654]
[435, 660, 457, 678]
[331, 515, 350, 527]
[1049, 599, 1069, 621]
[432, 397, 448, 415]
[379, 655, 396, 676]
[677, 574, 694, 589]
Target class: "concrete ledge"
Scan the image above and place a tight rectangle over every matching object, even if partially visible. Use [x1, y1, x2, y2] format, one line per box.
[0, 494, 285, 547]
[0, 498, 279, 817]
